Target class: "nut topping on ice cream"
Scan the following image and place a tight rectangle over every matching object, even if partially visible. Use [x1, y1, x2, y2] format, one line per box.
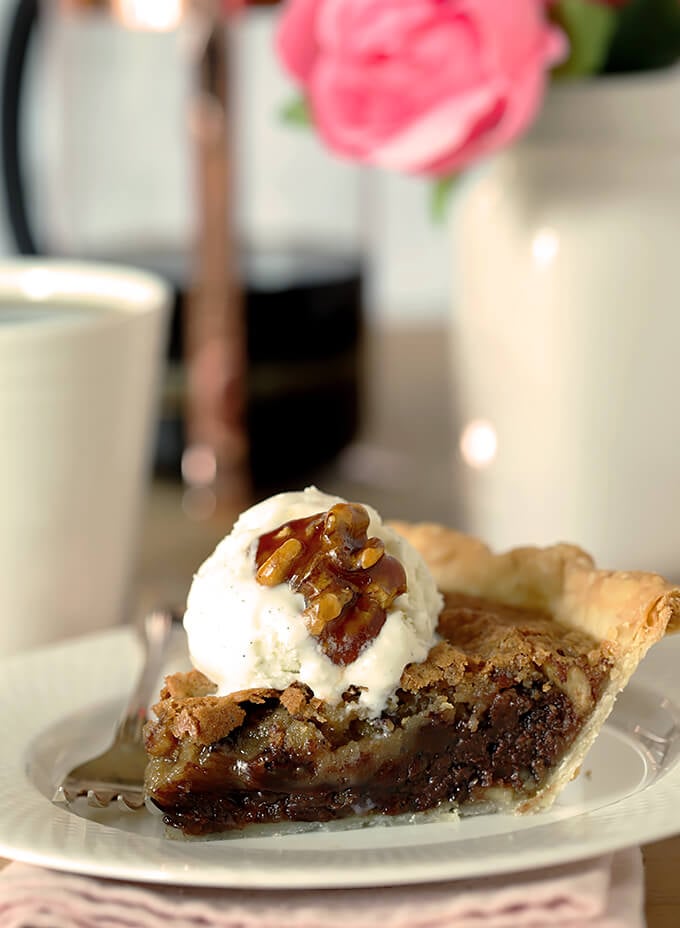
[183, 487, 443, 714]
[255, 502, 407, 666]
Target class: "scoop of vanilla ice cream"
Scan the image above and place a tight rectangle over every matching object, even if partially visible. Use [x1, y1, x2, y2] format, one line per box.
[183, 487, 443, 715]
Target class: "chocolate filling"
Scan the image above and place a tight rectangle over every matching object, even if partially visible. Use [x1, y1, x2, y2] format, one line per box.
[148, 684, 579, 835]
[145, 592, 610, 835]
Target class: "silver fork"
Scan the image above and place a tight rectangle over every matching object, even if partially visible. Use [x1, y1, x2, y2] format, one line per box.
[53, 608, 181, 811]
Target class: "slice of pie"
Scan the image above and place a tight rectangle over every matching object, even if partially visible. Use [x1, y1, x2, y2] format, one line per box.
[144, 510, 680, 836]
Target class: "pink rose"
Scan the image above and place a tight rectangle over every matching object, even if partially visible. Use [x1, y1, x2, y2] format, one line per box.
[276, 0, 566, 176]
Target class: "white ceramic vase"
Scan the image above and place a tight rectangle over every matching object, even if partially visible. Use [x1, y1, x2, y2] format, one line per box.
[450, 68, 680, 579]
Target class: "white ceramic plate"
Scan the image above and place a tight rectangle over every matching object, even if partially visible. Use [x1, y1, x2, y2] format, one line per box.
[2, 628, 680, 889]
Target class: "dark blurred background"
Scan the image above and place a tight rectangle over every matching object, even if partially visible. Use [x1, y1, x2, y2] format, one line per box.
[0, 0, 453, 521]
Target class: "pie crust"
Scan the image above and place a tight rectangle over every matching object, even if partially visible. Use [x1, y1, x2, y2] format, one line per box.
[389, 522, 680, 810]
[144, 522, 680, 833]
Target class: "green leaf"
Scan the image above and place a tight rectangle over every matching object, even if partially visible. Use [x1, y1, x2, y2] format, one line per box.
[430, 176, 458, 223]
[604, 0, 680, 73]
[279, 95, 312, 127]
[550, 0, 618, 78]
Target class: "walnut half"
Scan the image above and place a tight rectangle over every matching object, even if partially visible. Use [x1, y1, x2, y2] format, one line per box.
[255, 503, 407, 665]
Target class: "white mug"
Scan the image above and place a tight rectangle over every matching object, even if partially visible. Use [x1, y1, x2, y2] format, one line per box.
[0, 259, 170, 656]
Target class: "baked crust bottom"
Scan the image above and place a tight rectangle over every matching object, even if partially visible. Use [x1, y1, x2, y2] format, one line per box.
[145, 591, 614, 835]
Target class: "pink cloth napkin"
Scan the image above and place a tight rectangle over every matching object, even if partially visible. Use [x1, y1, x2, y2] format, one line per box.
[0, 848, 644, 928]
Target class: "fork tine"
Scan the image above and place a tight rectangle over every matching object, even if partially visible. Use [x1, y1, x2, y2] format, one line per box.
[87, 789, 119, 808]
[117, 792, 145, 811]
[52, 785, 70, 804]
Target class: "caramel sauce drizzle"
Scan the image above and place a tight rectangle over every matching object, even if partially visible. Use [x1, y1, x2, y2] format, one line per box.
[255, 503, 407, 666]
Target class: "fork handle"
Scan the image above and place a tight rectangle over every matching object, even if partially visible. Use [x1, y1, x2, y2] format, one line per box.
[117, 609, 182, 744]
